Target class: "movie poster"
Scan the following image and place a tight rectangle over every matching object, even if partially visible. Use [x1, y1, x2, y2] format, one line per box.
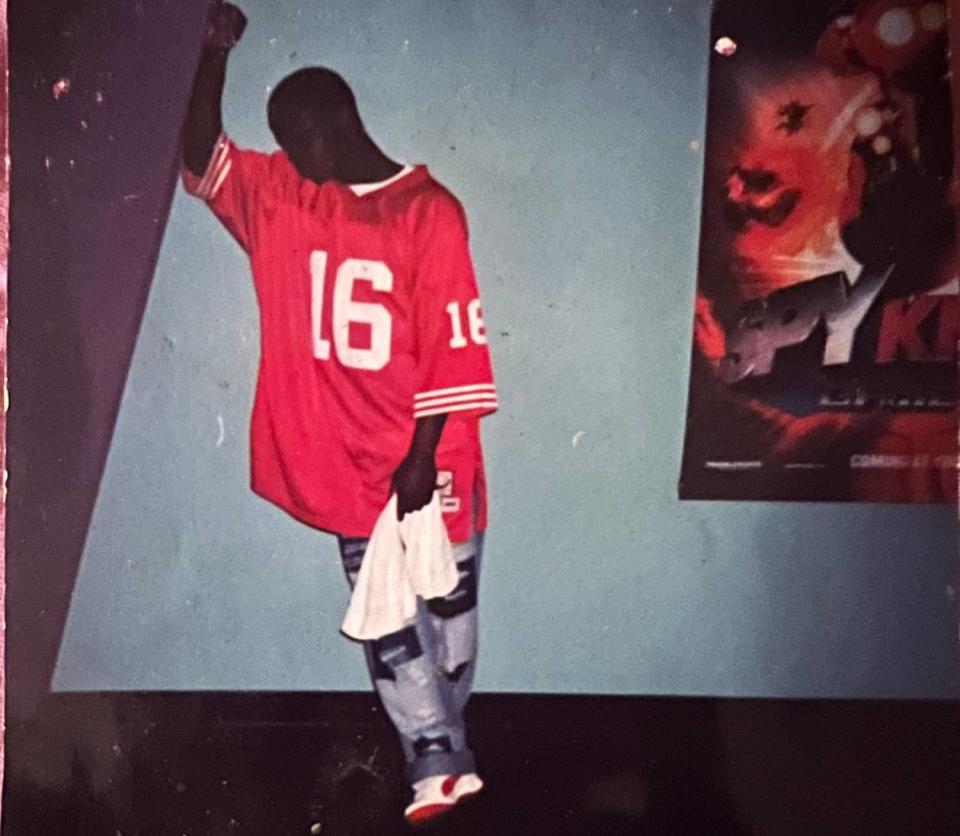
[680, 0, 958, 503]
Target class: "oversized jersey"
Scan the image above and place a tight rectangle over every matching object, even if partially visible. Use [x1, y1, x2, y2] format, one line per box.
[182, 135, 496, 542]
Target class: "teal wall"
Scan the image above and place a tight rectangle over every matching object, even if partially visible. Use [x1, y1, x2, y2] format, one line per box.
[54, 0, 959, 697]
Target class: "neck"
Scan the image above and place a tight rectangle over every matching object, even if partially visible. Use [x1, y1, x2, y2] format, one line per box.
[329, 133, 402, 184]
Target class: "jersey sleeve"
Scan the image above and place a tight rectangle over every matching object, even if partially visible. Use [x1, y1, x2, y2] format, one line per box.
[412, 197, 497, 420]
[180, 133, 271, 252]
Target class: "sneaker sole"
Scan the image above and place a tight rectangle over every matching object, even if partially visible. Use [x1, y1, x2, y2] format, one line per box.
[405, 788, 483, 827]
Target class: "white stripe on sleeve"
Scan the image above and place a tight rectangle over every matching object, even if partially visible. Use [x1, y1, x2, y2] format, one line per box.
[193, 134, 231, 200]
[412, 383, 498, 418]
[413, 398, 499, 418]
[414, 384, 496, 403]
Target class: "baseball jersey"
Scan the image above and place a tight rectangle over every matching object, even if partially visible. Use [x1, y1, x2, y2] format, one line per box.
[182, 135, 496, 542]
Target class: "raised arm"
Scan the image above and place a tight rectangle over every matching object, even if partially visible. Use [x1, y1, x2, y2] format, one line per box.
[181, 2, 247, 177]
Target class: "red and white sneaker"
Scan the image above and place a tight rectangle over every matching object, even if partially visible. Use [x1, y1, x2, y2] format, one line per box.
[404, 772, 484, 826]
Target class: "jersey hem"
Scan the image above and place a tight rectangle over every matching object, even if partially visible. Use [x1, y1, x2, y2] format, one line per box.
[251, 485, 487, 545]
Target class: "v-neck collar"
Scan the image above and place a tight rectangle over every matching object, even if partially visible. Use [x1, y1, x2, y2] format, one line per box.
[348, 164, 416, 196]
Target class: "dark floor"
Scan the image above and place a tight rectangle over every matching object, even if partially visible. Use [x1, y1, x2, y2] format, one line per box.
[2, 693, 958, 836]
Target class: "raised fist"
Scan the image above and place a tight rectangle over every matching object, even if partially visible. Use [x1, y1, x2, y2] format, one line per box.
[203, 2, 247, 51]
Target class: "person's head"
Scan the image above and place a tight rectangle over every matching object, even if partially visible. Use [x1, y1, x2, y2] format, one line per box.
[267, 67, 362, 182]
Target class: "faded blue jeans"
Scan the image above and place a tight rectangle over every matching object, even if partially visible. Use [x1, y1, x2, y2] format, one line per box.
[337, 532, 483, 783]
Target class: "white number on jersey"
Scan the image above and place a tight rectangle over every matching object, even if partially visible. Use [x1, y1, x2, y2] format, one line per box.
[312, 251, 486, 367]
[310, 251, 332, 361]
[311, 251, 393, 371]
[446, 300, 487, 349]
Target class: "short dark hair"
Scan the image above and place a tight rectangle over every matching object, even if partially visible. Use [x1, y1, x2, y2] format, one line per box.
[267, 67, 357, 141]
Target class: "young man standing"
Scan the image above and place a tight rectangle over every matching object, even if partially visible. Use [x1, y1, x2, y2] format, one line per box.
[180, 3, 497, 824]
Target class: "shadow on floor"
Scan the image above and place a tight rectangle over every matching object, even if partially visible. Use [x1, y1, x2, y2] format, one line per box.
[3, 693, 957, 835]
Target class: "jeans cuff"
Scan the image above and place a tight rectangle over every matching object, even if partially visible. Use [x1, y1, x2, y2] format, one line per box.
[406, 748, 476, 783]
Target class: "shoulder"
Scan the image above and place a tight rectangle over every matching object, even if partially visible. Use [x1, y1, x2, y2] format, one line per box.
[402, 170, 468, 235]
[226, 137, 294, 183]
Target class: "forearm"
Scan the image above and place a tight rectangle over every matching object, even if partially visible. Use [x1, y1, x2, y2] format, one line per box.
[392, 414, 447, 518]
[181, 47, 229, 177]
[406, 414, 447, 461]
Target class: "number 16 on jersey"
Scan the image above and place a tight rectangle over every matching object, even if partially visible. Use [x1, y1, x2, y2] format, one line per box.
[310, 249, 488, 371]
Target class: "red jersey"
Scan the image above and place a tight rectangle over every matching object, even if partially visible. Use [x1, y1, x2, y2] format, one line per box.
[182, 135, 496, 542]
